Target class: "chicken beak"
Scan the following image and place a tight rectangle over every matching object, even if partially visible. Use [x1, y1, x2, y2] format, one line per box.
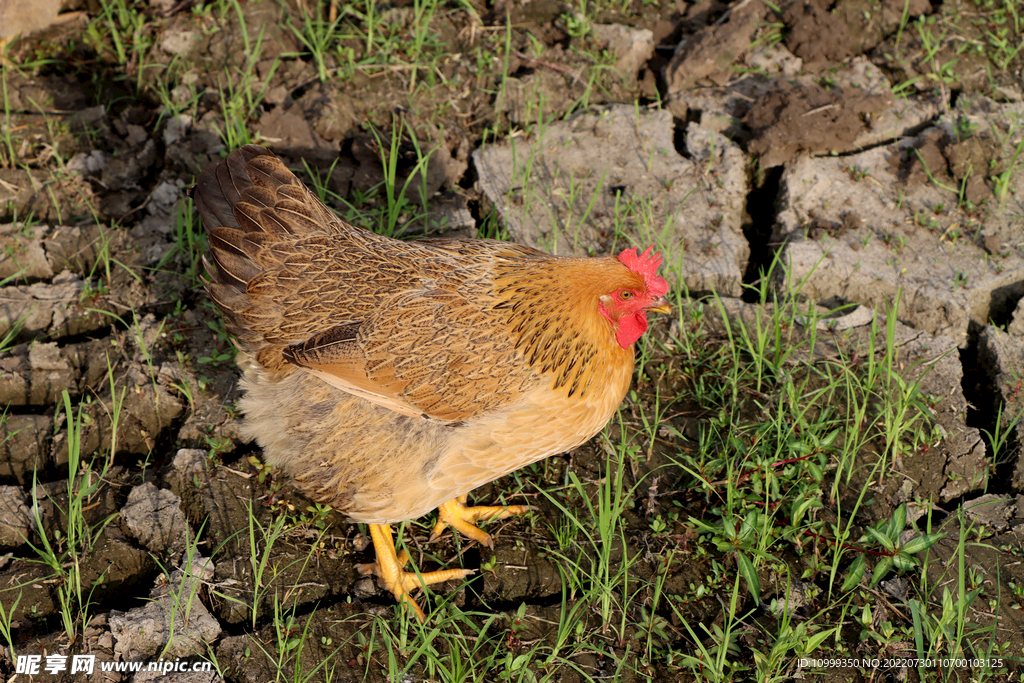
[644, 297, 672, 314]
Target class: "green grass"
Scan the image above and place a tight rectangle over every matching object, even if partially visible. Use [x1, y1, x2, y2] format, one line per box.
[886, 0, 1024, 97]
[22, 382, 122, 644]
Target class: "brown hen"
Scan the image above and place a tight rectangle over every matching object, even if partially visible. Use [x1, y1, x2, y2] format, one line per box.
[193, 145, 670, 620]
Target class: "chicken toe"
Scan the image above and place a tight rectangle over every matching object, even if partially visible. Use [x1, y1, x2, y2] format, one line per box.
[428, 494, 532, 548]
[358, 523, 474, 621]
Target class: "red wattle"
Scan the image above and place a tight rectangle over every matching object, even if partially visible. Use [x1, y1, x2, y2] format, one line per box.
[615, 311, 648, 348]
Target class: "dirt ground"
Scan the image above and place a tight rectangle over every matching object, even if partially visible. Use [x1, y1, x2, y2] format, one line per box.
[2, 0, 1024, 680]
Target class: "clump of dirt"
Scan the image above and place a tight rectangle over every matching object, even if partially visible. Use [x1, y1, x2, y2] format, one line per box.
[663, 0, 768, 91]
[779, 0, 934, 66]
[745, 81, 892, 168]
[805, 211, 863, 240]
[945, 133, 1008, 207]
[780, 0, 856, 68]
[834, 0, 932, 55]
[887, 126, 1009, 206]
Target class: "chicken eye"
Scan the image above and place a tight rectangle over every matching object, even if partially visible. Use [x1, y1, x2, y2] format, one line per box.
[619, 290, 633, 300]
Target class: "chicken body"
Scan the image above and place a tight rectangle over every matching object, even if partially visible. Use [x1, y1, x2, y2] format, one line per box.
[194, 145, 669, 619]
[237, 336, 631, 525]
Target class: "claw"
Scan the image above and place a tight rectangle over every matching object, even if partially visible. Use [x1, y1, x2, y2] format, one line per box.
[362, 523, 474, 621]
[428, 494, 532, 548]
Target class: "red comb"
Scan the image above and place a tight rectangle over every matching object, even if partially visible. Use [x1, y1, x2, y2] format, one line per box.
[618, 245, 668, 297]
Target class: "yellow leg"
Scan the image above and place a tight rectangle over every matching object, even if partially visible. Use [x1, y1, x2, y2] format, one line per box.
[428, 494, 532, 548]
[357, 523, 474, 621]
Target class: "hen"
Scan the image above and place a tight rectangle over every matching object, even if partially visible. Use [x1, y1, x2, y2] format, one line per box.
[193, 145, 670, 620]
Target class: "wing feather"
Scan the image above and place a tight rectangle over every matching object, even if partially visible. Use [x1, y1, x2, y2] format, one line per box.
[284, 286, 537, 421]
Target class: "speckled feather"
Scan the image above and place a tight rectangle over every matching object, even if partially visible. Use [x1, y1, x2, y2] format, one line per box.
[195, 145, 650, 523]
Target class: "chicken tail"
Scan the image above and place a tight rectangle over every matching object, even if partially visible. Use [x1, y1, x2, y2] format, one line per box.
[191, 145, 367, 362]
[195, 145, 343, 290]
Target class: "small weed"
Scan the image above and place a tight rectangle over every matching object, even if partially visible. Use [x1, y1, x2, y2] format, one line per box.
[24, 385, 122, 644]
[843, 165, 870, 181]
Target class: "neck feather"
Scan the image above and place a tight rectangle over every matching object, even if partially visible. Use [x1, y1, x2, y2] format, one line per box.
[491, 255, 643, 397]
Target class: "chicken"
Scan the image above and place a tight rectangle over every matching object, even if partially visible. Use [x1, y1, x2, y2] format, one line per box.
[192, 144, 670, 620]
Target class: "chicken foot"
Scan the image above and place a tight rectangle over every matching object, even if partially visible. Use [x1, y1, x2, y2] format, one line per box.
[428, 494, 531, 548]
[358, 523, 475, 621]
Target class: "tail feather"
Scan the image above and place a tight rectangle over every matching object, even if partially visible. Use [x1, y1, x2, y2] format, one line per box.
[269, 199, 331, 235]
[193, 144, 384, 362]
[233, 200, 291, 237]
[246, 152, 302, 193]
[195, 145, 274, 230]
[208, 228, 261, 289]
